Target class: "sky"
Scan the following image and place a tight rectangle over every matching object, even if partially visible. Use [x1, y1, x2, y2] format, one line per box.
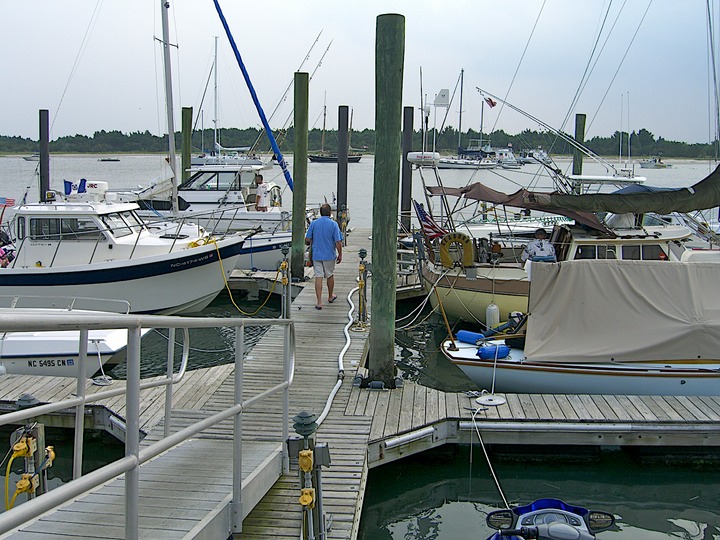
[1, 0, 715, 144]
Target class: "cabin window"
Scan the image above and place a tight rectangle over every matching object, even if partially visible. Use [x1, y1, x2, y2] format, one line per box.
[622, 245, 641, 260]
[574, 245, 617, 260]
[30, 218, 60, 240]
[60, 217, 103, 240]
[28, 217, 102, 241]
[597, 245, 616, 259]
[574, 245, 597, 260]
[641, 244, 668, 260]
[16, 217, 25, 240]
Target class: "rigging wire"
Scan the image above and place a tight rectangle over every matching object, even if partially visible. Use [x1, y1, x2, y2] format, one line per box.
[487, 0, 548, 136]
[50, 0, 105, 137]
[706, 0, 720, 163]
[559, 0, 615, 133]
[586, 0, 654, 133]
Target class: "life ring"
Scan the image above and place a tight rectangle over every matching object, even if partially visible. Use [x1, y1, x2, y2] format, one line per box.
[439, 232, 474, 268]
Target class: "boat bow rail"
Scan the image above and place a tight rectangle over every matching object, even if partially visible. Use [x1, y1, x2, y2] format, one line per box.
[0, 310, 295, 538]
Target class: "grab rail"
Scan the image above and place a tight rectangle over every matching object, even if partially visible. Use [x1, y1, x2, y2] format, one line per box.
[0, 311, 295, 538]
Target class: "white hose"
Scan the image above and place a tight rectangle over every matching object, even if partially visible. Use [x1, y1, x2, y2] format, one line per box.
[316, 286, 359, 426]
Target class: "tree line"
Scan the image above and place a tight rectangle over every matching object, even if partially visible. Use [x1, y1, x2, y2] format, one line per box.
[0, 126, 717, 159]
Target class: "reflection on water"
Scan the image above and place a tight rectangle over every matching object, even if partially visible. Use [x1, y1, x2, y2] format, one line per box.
[360, 446, 720, 539]
[108, 292, 281, 379]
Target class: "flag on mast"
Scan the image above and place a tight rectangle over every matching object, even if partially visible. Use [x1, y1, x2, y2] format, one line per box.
[485, 97, 497, 108]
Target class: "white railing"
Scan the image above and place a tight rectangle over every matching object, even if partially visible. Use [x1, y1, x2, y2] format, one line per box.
[0, 311, 295, 539]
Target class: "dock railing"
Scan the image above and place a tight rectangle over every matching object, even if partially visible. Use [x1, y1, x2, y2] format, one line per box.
[0, 311, 295, 539]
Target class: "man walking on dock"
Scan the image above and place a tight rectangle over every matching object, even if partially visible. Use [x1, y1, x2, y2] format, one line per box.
[305, 203, 343, 310]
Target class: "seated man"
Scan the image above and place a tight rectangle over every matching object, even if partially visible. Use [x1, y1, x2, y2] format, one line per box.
[521, 227, 557, 262]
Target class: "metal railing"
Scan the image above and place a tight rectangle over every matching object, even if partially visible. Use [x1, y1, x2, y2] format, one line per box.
[0, 311, 295, 538]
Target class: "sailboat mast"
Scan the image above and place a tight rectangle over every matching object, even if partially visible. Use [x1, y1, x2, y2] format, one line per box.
[457, 69, 464, 151]
[160, 0, 178, 215]
[320, 94, 327, 153]
[213, 36, 219, 154]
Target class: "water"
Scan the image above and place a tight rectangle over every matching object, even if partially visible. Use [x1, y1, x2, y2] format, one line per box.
[2, 155, 719, 537]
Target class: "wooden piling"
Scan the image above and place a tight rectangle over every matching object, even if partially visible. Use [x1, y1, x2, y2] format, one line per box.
[337, 105, 349, 220]
[368, 14, 405, 386]
[39, 110, 49, 202]
[292, 72, 309, 280]
[181, 107, 192, 182]
[572, 113, 586, 186]
[400, 106, 414, 231]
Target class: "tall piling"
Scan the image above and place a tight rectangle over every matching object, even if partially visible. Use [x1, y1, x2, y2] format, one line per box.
[400, 106, 414, 231]
[39, 110, 50, 202]
[368, 14, 405, 387]
[337, 105, 349, 220]
[572, 113, 586, 193]
[181, 107, 193, 182]
[291, 72, 309, 280]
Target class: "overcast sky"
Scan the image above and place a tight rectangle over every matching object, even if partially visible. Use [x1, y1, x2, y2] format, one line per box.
[1, 0, 714, 144]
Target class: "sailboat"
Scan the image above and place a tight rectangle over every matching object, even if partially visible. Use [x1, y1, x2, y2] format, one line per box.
[437, 71, 496, 170]
[308, 99, 362, 163]
[192, 37, 272, 168]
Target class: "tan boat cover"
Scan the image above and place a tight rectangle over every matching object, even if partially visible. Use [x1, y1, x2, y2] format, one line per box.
[524, 260, 720, 363]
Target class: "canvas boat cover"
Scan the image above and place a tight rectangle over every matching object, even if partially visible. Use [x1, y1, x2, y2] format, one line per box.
[533, 164, 720, 214]
[427, 164, 720, 229]
[524, 260, 720, 363]
[426, 184, 609, 232]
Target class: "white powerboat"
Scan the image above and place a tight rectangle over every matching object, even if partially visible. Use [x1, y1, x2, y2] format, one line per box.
[111, 164, 292, 270]
[1, 181, 247, 314]
[0, 296, 149, 378]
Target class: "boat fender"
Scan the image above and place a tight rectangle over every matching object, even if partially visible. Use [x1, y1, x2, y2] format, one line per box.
[439, 232, 474, 268]
[477, 344, 511, 360]
[457, 330, 485, 344]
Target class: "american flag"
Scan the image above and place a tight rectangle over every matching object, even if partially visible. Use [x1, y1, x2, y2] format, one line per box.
[0, 197, 15, 207]
[485, 97, 497, 108]
[413, 199, 447, 240]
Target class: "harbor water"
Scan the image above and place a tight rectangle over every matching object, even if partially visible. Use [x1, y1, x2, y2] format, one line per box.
[1, 155, 719, 537]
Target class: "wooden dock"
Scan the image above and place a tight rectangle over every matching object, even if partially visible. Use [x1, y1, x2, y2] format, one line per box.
[0, 227, 719, 538]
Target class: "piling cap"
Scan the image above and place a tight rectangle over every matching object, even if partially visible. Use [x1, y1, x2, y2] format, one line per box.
[292, 411, 318, 437]
[16, 394, 40, 410]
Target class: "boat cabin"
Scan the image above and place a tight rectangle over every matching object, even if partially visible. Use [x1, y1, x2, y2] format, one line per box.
[179, 165, 282, 209]
[6, 193, 201, 269]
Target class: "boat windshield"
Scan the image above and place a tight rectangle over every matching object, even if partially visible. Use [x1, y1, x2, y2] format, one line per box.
[180, 171, 243, 191]
[101, 211, 144, 238]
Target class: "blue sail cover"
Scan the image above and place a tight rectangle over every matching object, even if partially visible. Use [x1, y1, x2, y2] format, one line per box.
[213, 0, 294, 191]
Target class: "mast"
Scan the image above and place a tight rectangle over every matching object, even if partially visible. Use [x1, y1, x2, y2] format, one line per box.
[457, 68, 463, 152]
[213, 36, 218, 154]
[160, 0, 178, 215]
[320, 93, 326, 153]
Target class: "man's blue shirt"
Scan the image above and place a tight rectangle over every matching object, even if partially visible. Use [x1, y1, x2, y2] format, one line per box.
[306, 216, 343, 260]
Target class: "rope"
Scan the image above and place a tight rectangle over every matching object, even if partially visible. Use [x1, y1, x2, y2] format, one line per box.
[470, 407, 510, 509]
[213, 239, 280, 316]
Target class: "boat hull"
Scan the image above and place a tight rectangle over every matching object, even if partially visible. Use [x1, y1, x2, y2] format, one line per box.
[239, 231, 292, 270]
[308, 154, 362, 163]
[0, 327, 144, 378]
[423, 264, 529, 323]
[1, 238, 244, 315]
[444, 341, 720, 396]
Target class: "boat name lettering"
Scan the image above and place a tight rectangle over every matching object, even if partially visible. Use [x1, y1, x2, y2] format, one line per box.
[170, 253, 214, 268]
